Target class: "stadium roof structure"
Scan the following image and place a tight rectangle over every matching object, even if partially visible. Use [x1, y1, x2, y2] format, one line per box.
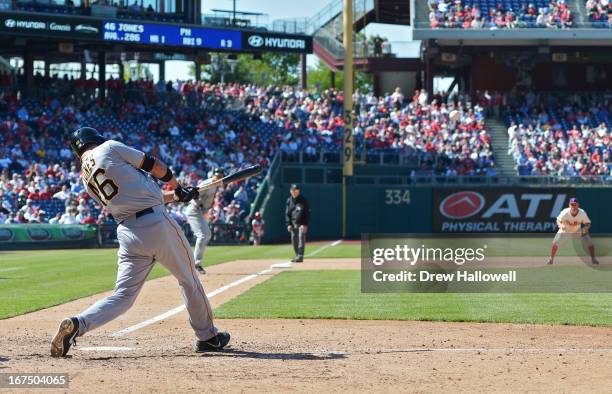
[412, 0, 612, 44]
[414, 28, 612, 43]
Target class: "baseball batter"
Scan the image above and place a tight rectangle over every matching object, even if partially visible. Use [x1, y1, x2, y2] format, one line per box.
[50, 127, 230, 357]
[186, 168, 225, 274]
[547, 198, 599, 265]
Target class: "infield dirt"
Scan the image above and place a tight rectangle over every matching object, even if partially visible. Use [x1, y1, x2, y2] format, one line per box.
[1, 258, 612, 393]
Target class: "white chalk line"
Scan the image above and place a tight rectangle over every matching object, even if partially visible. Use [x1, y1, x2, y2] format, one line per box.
[358, 347, 612, 354]
[319, 348, 612, 357]
[110, 239, 342, 338]
[0, 267, 24, 273]
[110, 267, 275, 337]
[306, 239, 342, 257]
[79, 346, 138, 352]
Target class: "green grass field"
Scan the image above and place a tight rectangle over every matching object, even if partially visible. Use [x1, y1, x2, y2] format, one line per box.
[1, 238, 611, 325]
[0, 242, 358, 319]
[215, 270, 612, 326]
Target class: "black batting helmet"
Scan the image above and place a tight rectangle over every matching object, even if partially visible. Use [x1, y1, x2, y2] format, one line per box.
[70, 127, 106, 157]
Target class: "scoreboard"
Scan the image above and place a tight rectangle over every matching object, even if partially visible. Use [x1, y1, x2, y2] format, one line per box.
[0, 11, 312, 53]
[101, 21, 241, 50]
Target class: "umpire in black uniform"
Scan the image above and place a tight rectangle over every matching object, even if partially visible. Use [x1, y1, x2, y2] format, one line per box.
[286, 184, 310, 262]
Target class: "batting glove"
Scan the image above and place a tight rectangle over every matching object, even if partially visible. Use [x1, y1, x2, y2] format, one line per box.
[174, 185, 198, 203]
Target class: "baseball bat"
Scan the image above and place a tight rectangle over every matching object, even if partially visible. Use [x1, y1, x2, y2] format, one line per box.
[197, 164, 263, 192]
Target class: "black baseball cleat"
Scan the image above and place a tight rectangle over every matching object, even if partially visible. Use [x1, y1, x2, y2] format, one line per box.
[195, 331, 231, 352]
[294, 256, 304, 263]
[195, 264, 206, 274]
[51, 317, 79, 357]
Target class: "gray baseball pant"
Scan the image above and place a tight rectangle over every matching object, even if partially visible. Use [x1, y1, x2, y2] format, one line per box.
[291, 226, 306, 258]
[185, 204, 211, 266]
[75, 205, 218, 341]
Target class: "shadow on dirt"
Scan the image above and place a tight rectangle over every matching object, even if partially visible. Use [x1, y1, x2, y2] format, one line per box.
[86, 349, 346, 361]
[208, 349, 346, 360]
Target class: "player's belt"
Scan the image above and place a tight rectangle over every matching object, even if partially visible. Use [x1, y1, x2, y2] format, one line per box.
[135, 207, 154, 219]
[119, 207, 155, 225]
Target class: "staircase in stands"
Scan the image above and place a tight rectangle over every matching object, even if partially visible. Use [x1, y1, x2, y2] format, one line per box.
[487, 118, 518, 178]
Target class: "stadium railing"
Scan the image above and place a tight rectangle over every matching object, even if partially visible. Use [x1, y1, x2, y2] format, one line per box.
[249, 151, 281, 219]
[278, 150, 611, 187]
[97, 222, 249, 247]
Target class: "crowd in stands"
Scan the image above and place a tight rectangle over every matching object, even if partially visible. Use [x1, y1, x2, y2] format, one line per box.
[1, 74, 610, 232]
[428, 0, 574, 29]
[586, 0, 612, 27]
[353, 88, 495, 176]
[0, 77, 272, 233]
[0, 74, 498, 228]
[12, 0, 184, 22]
[505, 92, 611, 176]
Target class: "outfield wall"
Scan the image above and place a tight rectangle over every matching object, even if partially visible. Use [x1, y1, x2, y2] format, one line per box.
[262, 184, 612, 242]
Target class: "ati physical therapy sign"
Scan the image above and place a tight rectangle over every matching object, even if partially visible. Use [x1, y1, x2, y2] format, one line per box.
[433, 188, 574, 233]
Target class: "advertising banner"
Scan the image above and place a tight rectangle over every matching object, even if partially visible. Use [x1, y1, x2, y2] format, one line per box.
[0, 12, 101, 39]
[433, 188, 575, 233]
[241, 31, 312, 53]
[0, 224, 97, 249]
[0, 11, 313, 53]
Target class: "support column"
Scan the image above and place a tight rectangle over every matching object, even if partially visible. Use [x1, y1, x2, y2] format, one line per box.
[469, 56, 476, 99]
[24, 49, 34, 96]
[300, 53, 307, 89]
[373, 72, 380, 97]
[98, 51, 106, 100]
[194, 62, 201, 81]
[330, 71, 336, 89]
[425, 53, 433, 99]
[44, 57, 50, 77]
[159, 61, 166, 82]
[80, 56, 86, 80]
[415, 66, 423, 91]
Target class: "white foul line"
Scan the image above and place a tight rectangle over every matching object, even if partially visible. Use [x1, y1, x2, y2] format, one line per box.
[306, 239, 342, 257]
[110, 240, 342, 338]
[359, 347, 612, 354]
[111, 267, 274, 337]
[79, 346, 138, 352]
[0, 267, 23, 273]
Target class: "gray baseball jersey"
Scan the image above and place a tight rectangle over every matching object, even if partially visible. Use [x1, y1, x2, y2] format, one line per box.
[189, 179, 219, 211]
[80, 140, 163, 222]
[185, 180, 220, 266]
[74, 140, 218, 341]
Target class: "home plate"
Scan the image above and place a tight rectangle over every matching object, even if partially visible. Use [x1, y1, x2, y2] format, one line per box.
[79, 346, 137, 352]
[270, 262, 292, 269]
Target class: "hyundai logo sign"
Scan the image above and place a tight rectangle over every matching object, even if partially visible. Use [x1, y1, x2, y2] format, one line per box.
[4, 19, 15, 28]
[247, 35, 264, 47]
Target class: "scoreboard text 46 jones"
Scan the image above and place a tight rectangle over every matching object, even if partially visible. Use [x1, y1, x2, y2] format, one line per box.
[102, 21, 240, 49]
